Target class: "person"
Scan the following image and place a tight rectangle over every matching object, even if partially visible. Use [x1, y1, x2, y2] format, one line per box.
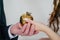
[0, 0, 39, 40]
[24, 0, 60, 40]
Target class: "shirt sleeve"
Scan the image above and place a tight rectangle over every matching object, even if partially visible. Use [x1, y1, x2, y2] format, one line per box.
[8, 25, 17, 39]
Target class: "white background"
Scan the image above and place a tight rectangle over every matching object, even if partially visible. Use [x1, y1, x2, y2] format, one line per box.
[3, 0, 53, 40]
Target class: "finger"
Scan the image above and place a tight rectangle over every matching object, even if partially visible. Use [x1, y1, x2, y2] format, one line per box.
[25, 20, 39, 31]
[21, 24, 27, 33]
[24, 19, 41, 31]
[14, 29, 22, 36]
[33, 30, 39, 35]
[11, 27, 22, 35]
[23, 23, 31, 35]
[24, 19, 37, 25]
[28, 25, 35, 36]
[18, 23, 22, 29]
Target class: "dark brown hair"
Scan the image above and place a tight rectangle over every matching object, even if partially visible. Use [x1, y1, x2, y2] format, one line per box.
[49, 0, 60, 32]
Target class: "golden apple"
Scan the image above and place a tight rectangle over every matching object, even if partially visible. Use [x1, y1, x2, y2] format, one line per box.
[20, 12, 33, 25]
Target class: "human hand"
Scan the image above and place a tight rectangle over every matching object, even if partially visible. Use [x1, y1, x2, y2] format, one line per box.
[24, 19, 47, 31]
[10, 22, 39, 36]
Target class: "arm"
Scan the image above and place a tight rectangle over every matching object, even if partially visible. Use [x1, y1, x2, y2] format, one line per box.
[39, 25, 60, 40]
[42, 26, 60, 40]
[34, 23, 60, 40]
[35, 23, 60, 40]
[0, 0, 18, 40]
[25, 19, 60, 40]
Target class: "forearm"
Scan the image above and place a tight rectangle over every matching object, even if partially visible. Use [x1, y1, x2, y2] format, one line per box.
[39, 26, 60, 40]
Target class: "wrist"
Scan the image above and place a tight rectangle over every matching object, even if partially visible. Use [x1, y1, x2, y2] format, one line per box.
[43, 26, 50, 32]
[43, 26, 52, 34]
[38, 24, 48, 31]
[8, 25, 17, 39]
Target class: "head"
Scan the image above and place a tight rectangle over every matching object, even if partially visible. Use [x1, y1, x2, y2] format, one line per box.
[49, 0, 60, 32]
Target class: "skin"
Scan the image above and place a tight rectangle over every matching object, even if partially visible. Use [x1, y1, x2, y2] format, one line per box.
[10, 22, 39, 36]
[25, 19, 60, 40]
[40, 18, 60, 40]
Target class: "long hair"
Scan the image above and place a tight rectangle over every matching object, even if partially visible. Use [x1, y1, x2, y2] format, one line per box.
[49, 0, 60, 32]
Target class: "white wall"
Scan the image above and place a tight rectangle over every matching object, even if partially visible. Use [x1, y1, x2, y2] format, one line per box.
[3, 0, 54, 40]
